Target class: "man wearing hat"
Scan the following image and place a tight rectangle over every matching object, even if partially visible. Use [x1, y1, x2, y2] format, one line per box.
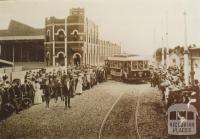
[61, 74, 72, 109]
[43, 79, 52, 108]
[9, 81, 20, 114]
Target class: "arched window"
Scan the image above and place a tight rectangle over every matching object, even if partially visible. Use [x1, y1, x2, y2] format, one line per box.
[73, 30, 79, 41]
[58, 31, 65, 41]
[46, 30, 50, 42]
[55, 29, 65, 42]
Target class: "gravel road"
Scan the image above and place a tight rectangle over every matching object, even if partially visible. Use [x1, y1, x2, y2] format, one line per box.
[0, 81, 134, 139]
[0, 81, 170, 139]
[101, 84, 168, 139]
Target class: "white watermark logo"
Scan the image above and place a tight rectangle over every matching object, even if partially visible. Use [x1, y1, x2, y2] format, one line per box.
[168, 103, 198, 135]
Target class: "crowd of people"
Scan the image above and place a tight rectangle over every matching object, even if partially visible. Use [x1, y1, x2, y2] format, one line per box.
[150, 65, 200, 112]
[0, 65, 107, 116]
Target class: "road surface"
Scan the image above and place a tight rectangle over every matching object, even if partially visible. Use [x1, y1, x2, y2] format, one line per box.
[0, 80, 167, 139]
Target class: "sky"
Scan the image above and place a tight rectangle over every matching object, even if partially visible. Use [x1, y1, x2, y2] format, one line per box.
[0, 0, 200, 58]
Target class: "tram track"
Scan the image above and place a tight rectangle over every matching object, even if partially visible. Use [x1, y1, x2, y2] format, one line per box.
[135, 97, 142, 139]
[98, 90, 142, 139]
[98, 91, 125, 139]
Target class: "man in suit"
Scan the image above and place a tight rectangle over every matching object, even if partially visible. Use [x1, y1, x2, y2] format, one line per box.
[9, 82, 20, 114]
[62, 75, 72, 109]
[43, 79, 52, 108]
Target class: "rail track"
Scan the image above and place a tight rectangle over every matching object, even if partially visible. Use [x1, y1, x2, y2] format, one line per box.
[98, 90, 142, 139]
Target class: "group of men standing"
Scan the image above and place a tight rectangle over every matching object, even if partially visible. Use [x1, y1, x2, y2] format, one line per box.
[23, 66, 108, 110]
[150, 65, 200, 111]
[0, 66, 108, 116]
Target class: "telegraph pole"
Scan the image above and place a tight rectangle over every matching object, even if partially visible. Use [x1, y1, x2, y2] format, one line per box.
[166, 12, 169, 68]
[161, 37, 165, 67]
[183, 11, 189, 86]
[13, 45, 15, 66]
[64, 18, 68, 68]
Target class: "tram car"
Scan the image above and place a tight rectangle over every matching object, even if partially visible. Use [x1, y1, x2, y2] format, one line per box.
[168, 103, 198, 136]
[105, 54, 150, 82]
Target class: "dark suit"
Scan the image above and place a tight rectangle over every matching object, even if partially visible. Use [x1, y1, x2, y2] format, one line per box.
[43, 84, 52, 108]
[62, 79, 72, 108]
[9, 86, 19, 113]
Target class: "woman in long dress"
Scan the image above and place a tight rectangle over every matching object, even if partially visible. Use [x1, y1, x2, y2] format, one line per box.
[75, 74, 83, 95]
[34, 81, 43, 104]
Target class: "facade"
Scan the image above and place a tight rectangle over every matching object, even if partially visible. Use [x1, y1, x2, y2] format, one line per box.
[189, 48, 200, 82]
[44, 8, 121, 67]
[0, 20, 44, 66]
[168, 52, 183, 67]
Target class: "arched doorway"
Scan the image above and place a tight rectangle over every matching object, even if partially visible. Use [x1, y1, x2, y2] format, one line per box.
[56, 52, 65, 66]
[73, 53, 81, 66]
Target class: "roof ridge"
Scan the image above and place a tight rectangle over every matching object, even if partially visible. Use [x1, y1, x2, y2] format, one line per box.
[8, 19, 36, 30]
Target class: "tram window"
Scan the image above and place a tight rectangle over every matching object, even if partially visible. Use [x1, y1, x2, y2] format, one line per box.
[144, 61, 148, 69]
[114, 61, 117, 68]
[170, 111, 176, 120]
[128, 62, 131, 68]
[118, 62, 122, 68]
[177, 111, 186, 120]
[110, 61, 113, 67]
[187, 111, 194, 120]
[138, 61, 143, 70]
[116, 69, 121, 72]
[132, 61, 137, 69]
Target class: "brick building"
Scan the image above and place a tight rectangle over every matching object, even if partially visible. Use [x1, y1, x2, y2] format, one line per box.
[44, 8, 121, 67]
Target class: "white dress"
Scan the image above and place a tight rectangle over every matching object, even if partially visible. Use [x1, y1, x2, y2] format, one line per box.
[76, 76, 83, 95]
[34, 83, 43, 104]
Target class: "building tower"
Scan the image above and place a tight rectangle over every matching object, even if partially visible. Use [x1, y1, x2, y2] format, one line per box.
[45, 16, 67, 67]
[67, 8, 85, 66]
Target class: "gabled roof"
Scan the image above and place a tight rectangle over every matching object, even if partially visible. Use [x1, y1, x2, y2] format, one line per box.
[0, 19, 44, 37]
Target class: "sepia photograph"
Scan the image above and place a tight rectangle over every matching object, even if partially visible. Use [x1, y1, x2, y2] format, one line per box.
[0, 0, 200, 138]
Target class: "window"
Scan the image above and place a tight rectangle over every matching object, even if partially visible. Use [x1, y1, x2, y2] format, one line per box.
[144, 61, 148, 69]
[73, 31, 79, 41]
[46, 30, 50, 42]
[57, 31, 65, 41]
[118, 62, 122, 68]
[138, 61, 143, 70]
[46, 35, 50, 42]
[132, 61, 138, 69]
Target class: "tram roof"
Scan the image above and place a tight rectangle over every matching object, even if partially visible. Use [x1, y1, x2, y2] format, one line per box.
[107, 55, 149, 61]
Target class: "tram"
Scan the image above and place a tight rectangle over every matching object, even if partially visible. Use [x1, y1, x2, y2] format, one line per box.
[105, 54, 151, 82]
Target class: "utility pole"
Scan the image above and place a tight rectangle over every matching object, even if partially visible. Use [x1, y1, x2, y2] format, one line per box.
[13, 45, 15, 66]
[166, 12, 169, 68]
[183, 11, 189, 86]
[65, 18, 68, 68]
[52, 22, 55, 67]
[161, 37, 165, 67]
